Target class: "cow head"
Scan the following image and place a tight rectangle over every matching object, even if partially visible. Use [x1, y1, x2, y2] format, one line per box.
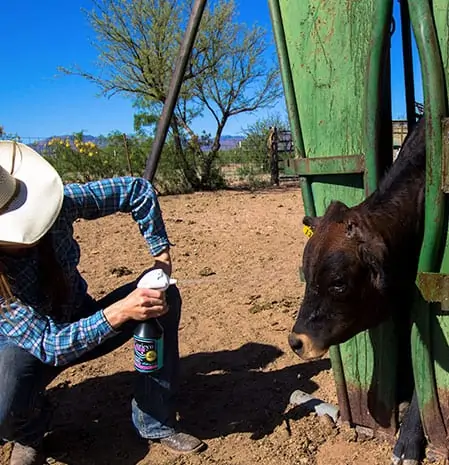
[289, 200, 391, 360]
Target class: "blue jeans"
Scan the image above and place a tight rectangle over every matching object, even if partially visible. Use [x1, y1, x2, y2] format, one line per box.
[0, 282, 181, 445]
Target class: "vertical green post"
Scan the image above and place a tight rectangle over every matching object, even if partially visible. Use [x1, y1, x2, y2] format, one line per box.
[409, 0, 449, 454]
[269, 0, 316, 218]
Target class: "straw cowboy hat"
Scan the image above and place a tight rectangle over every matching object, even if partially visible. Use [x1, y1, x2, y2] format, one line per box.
[0, 140, 63, 245]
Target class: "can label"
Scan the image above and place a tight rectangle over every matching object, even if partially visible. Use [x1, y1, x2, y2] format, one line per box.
[133, 335, 164, 373]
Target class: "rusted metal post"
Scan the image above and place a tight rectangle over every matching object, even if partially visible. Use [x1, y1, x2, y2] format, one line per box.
[143, 0, 207, 182]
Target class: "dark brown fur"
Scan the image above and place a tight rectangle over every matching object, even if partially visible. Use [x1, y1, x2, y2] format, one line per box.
[291, 117, 426, 354]
[290, 117, 427, 463]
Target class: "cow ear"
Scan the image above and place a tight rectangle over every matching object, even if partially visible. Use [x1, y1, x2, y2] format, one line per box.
[303, 215, 320, 231]
[344, 219, 387, 291]
[359, 240, 388, 291]
[325, 201, 349, 222]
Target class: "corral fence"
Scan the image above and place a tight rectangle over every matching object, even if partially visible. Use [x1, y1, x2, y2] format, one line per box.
[217, 120, 416, 188]
[1, 122, 413, 189]
[216, 128, 296, 187]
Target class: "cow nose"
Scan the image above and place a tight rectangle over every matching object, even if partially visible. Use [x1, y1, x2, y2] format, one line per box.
[288, 332, 327, 361]
[288, 332, 304, 355]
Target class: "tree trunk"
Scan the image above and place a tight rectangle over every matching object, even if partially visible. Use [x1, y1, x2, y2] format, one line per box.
[200, 122, 225, 189]
[170, 120, 201, 189]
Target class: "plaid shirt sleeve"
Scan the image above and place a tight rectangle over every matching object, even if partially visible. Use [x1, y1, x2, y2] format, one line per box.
[64, 177, 171, 256]
[0, 299, 116, 366]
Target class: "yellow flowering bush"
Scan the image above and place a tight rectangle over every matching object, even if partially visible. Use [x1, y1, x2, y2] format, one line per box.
[44, 134, 108, 182]
[43, 131, 148, 183]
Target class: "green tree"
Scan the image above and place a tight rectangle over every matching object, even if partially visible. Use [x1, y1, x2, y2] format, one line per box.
[61, 0, 282, 190]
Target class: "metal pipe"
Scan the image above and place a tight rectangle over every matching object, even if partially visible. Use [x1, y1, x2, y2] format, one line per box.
[289, 389, 339, 423]
[409, 0, 447, 273]
[329, 346, 353, 425]
[364, 0, 393, 195]
[143, 0, 208, 181]
[408, 0, 448, 448]
[268, 0, 316, 216]
[268, 0, 304, 158]
[399, 0, 416, 130]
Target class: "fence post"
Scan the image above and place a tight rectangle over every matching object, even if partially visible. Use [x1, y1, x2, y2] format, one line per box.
[122, 133, 133, 177]
[268, 126, 279, 186]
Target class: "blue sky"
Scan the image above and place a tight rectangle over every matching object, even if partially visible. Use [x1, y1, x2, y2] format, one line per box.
[0, 1, 422, 141]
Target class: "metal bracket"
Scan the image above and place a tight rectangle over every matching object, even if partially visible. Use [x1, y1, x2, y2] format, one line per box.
[417, 272, 449, 312]
[290, 155, 365, 176]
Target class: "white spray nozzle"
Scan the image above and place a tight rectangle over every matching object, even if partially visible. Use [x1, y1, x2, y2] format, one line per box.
[137, 269, 177, 291]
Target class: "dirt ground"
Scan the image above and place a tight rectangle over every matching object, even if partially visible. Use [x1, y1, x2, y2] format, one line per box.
[0, 186, 429, 465]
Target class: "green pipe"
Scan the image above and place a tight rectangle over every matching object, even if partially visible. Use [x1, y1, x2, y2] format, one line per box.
[408, 0, 448, 442]
[268, 0, 304, 158]
[329, 345, 353, 424]
[299, 177, 316, 217]
[364, 0, 393, 195]
[409, 0, 447, 273]
[268, 0, 316, 217]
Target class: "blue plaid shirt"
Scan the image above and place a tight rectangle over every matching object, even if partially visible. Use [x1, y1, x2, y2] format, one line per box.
[0, 177, 170, 366]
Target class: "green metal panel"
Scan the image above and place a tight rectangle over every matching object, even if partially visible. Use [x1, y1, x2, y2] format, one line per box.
[410, 0, 449, 457]
[269, 0, 398, 435]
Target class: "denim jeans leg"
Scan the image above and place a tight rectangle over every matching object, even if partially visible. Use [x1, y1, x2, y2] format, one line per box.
[131, 285, 181, 439]
[0, 343, 59, 446]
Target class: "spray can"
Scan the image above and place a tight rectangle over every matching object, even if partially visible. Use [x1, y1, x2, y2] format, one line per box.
[133, 269, 176, 373]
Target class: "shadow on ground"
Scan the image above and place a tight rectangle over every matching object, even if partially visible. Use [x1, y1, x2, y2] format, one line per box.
[45, 342, 330, 465]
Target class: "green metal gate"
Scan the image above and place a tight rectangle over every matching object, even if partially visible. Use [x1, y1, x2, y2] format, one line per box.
[269, 0, 449, 457]
[268, 0, 400, 438]
[409, 0, 449, 460]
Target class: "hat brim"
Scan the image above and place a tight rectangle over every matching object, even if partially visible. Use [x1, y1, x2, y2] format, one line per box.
[0, 141, 64, 245]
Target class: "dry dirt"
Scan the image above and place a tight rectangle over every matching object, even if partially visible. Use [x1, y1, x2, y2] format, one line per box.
[0, 187, 434, 465]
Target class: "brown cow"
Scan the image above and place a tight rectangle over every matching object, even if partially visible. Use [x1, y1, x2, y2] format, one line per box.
[289, 117, 426, 464]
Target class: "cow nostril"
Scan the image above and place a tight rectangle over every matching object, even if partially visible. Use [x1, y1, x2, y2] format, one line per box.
[288, 333, 303, 352]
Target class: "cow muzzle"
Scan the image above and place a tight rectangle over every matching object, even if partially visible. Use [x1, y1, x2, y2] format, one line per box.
[288, 332, 327, 361]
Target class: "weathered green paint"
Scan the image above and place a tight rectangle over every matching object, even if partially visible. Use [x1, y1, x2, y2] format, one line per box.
[269, 0, 398, 435]
[410, 0, 449, 455]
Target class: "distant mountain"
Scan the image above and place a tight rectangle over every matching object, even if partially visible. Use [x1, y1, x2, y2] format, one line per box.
[200, 135, 245, 152]
[30, 135, 100, 153]
[30, 134, 245, 153]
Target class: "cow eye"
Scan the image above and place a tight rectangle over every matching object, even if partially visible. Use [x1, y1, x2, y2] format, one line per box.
[329, 280, 347, 295]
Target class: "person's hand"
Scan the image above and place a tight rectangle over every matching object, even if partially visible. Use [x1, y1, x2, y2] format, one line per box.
[103, 287, 167, 330]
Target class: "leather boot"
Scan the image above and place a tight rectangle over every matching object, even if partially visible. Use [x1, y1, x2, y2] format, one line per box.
[159, 432, 206, 454]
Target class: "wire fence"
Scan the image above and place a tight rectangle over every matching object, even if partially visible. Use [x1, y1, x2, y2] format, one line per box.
[1, 122, 412, 188]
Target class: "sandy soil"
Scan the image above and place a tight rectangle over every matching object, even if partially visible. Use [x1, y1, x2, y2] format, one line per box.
[0, 187, 436, 465]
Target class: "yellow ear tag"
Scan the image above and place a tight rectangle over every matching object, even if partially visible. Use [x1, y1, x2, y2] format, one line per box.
[303, 225, 314, 238]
